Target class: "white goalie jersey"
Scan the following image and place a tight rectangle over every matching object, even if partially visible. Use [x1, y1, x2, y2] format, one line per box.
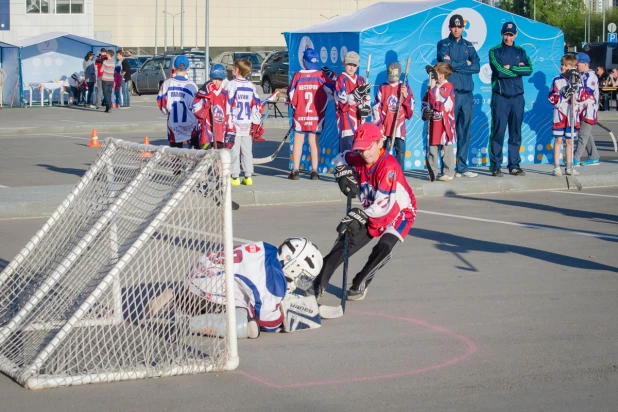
[187, 242, 288, 332]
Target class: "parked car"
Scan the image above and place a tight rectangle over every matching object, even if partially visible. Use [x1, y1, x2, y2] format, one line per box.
[125, 55, 151, 75]
[260, 49, 288, 94]
[256, 50, 276, 60]
[211, 51, 263, 84]
[131, 52, 208, 95]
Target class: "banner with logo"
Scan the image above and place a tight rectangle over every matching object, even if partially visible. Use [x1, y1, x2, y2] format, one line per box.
[285, 0, 563, 171]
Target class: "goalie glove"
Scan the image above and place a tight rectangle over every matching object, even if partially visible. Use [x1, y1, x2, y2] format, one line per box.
[336, 208, 368, 236]
[353, 83, 371, 102]
[422, 108, 434, 121]
[334, 165, 359, 198]
[562, 83, 577, 100]
[322, 66, 335, 79]
[250, 123, 265, 142]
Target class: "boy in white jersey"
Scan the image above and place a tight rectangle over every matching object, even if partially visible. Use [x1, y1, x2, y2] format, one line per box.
[157, 56, 199, 148]
[226, 58, 262, 186]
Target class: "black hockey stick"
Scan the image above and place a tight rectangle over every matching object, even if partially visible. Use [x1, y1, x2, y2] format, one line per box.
[568, 72, 583, 191]
[341, 193, 352, 312]
[424, 65, 437, 182]
[595, 121, 618, 152]
[252, 126, 293, 164]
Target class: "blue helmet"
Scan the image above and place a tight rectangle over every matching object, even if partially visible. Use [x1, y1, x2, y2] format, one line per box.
[210, 64, 226, 80]
[302, 48, 320, 70]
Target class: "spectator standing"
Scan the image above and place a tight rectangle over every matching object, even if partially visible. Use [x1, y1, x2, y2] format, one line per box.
[596, 65, 610, 111]
[488, 22, 533, 177]
[437, 14, 480, 178]
[101, 49, 116, 113]
[113, 66, 123, 109]
[94, 48, 107, 108]
[84, 52, 96, 107]
[117, 50, 131, 108]
[67, 72, 83, 105]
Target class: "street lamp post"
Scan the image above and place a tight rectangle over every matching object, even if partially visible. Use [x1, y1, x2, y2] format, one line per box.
[163, 11, 183, 50]
[353, 0, 359, 11]
[205, 0, 210, 79]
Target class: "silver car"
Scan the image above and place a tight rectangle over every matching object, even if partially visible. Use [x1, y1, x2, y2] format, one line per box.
[131, 54, 208, 94]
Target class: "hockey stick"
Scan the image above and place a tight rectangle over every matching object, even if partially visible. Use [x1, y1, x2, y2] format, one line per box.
[568, 73, 583, 191]
[595, 121, 618, 152]
[252, 126, 293, 164]
[389, 57, 411, 156]
[359, 53, 371, 125]
[424, 65, 437, 182]
[318, 194, 353, 320]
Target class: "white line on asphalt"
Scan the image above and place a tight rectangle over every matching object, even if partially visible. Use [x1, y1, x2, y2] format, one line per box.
[61, 120, 85, 124]
[48, 134, 89, 140]
[0, 185, 8, 188]
[418, 210, 618, 241]
[553, 191, 618, 199]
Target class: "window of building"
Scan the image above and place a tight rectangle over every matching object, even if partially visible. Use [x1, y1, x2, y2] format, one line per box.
[26, 0, 84, 14]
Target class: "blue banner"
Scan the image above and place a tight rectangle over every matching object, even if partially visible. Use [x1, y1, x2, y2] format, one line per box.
[0, 0, 9, 31]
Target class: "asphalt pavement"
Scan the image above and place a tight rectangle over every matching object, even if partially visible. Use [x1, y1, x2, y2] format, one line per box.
[0, 189, 616, 411]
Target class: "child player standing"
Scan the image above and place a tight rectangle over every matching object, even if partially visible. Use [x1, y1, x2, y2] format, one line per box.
[422, 62, 456, 182]
[573, 52, 601, 167]
[335, 51, 371, 152]
[192, 64, 232, 150]
[308, 122, 417, 301]
[373, 62, 414, 168]
[287, 48, 335, 180]
[225, 59, 262, 187]
[548, 53, 580, 177]
[157, 56, 199, 148]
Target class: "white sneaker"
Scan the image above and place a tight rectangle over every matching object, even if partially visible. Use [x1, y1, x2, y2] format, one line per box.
[247, 318, 260, 339]
[438, 174, 454, 181]
[455, 171, 478, 178]
[552, 167, 562, 177]
[565, 168, 579, 176]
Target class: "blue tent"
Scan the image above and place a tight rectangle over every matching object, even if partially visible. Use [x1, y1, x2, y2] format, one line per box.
[284, 0, 563, 172]
[12, 32, 116, 105]
[0, 40, 19, 106]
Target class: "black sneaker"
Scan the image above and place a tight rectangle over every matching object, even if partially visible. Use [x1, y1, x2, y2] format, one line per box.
[310, 171, 320, 180]
[305, 282, 324, 301]
[509, 168, 526, 176]
[491, 168, 504, 177]
[288, 170, 300, 180]
[347, 288, 368, 301]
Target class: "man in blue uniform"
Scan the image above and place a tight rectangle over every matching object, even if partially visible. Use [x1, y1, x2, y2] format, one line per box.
[437, 14, 480, 178]
[488, 22, 533, 177]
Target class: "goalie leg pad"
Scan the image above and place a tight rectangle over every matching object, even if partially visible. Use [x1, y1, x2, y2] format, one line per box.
[189, 309, 254, 339]
[281, 294, 322, 332]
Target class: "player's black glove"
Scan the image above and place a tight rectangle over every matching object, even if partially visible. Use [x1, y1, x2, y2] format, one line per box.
[422, 108, 434, 121]
[562, 84, 577, 100]
[334, 165, 359, 198]
[336, 208, 368, 236]
[322, 66, 335, 78]
[358, 103, 371, 119]
[353, 83, 371, 101]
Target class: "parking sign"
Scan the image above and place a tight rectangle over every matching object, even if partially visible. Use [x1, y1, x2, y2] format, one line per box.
[608, 33, 617, 43]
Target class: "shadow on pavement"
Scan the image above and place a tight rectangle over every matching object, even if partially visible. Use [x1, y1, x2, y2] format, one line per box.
[412, 228, 618, 273]
[37, 164, 86, 177]
[0, 258, 8, 271]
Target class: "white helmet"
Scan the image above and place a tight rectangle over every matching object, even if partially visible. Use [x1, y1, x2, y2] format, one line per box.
[277, 238, 323, 291]
[186, 254, 226, 304]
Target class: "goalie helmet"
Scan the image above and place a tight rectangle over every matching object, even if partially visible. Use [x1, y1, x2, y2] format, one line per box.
[186, 254, 226, 304]
[277, 238, 323, 291]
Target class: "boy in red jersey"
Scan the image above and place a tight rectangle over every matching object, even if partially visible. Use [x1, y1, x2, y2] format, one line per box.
[335, 51, 371, 152]
[372, 62, 414, 168]
[192, 63, 232, 149]
[287, 48, 336, 180]
[308, 122, 417, 301]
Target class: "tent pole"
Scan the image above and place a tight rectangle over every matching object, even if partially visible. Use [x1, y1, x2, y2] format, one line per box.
[181, 0, 184, 49]
[155, 0, 158, 55]
[164, 0, 168, 52]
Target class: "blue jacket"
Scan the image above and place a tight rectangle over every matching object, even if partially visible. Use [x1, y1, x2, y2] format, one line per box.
[437, 34, 480, 93]
[489, 42, 533, 97]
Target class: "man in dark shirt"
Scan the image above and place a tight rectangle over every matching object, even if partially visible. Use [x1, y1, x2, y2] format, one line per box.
[117, 50, 131, 108]
[596, 65, 610, 111]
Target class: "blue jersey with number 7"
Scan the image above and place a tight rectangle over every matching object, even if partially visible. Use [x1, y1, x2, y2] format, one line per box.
[226, 78, 262, 137]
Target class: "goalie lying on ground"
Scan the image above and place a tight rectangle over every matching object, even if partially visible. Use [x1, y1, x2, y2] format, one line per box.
[147, 238, 323, 339]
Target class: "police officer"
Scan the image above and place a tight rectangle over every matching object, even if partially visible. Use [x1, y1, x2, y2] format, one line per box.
[437, 14, 480, 178]
[488, 22, 533, 177]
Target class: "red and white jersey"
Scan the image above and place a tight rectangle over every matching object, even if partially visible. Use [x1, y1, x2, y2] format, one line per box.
[288, 69, 335, 133]
[548, 74, 580, 136]
[157, 76, 199, 143]
[335, 73, 366, 138]
[578, 70, 599, 125]
[192, 80, 231, 146]
[422, 80, 456, 146]
[334, 149, 417, 241]
[186, 242, 287, 332]
[372, 81, 414, 139]
[226, 78, 262, 136]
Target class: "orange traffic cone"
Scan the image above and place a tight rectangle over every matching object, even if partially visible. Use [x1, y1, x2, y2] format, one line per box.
[88, 128, 102, 148]
[143, 136, 150, 145]
[141, 136, 152, 158]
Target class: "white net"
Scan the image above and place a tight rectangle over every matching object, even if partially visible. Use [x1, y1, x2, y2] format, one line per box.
[0, 139, 238, 389]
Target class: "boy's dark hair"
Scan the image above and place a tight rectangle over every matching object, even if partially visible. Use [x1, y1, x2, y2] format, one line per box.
[561, 54, 577, 66]
[434, 62, 453, 78]
[107, 49, 115, 57]
[234, 59, 252, 78]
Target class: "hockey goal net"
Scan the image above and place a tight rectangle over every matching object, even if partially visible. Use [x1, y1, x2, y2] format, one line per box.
[0, 138, 238, 389]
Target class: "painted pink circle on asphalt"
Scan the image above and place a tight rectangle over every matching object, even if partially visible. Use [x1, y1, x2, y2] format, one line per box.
[237, 309, 478, 388]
